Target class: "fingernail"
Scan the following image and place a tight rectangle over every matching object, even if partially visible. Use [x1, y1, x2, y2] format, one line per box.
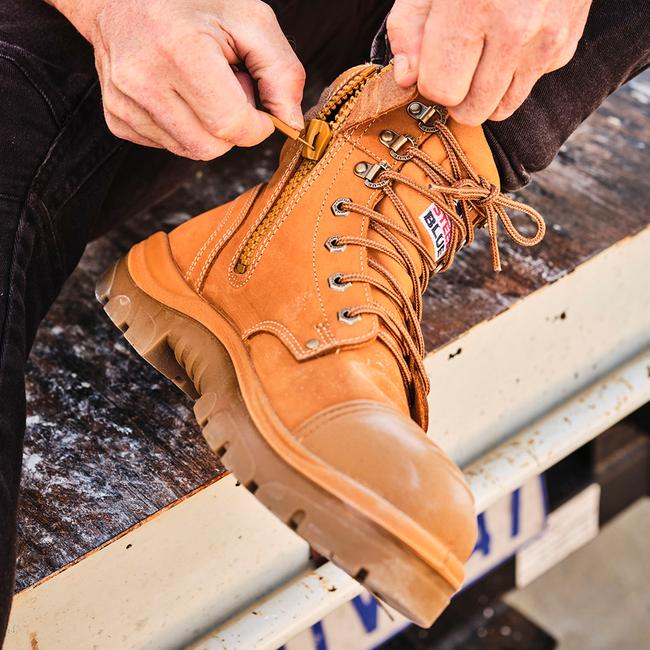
[393, 54, 410, 84]
[289, 105, 305, 131]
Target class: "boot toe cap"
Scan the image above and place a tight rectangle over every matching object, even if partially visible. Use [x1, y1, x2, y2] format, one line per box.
[295, 400, 477, 563]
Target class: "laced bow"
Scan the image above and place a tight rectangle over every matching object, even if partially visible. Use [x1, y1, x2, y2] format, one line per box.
[332, 120, 546, 426]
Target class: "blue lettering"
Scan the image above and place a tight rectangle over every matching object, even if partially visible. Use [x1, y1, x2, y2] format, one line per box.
[511, 488, 521, 538]
[310, 620, 328, 650]
[351, 593, 379, 633]
[473, 512, 491, 556]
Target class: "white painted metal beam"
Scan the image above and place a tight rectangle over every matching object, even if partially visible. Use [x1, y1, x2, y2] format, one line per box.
[188, 346, 650, 650]
[6, 226, 650, 650]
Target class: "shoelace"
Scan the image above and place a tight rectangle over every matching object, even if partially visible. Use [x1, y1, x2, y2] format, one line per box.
[331, 120, 546, 426]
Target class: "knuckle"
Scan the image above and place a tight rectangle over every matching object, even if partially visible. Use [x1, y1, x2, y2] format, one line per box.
[539, 25, 565, 53]
[202, 142, 231, 160]
[466, 82, 492, 108]
[253, 2, 278, 26]
[202, 115, 220, 132]
[210, 106, 263, 144]
[502, 18, 528, 46]
[495, 89, 525, 118]
[182, 142, 212, 160]
[286, 60, 306, 84]
[552, 44, 578, 70]
[104, 113, 128, 139]
[214, 119, 249, 144]
[386, 12, 406, 39]
[158, 40, 187, 69]
[111, 65, 143, 96]
[101, 93, 118, 117]
[494, 98, 516, 119]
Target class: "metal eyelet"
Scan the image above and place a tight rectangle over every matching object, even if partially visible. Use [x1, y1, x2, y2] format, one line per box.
[353, 160, 391, 189]
[379, 130, 416, 161]
[338, 308, 361, 325]
[324, 236, 347, 253]
[328, 273, 351, 292]
[331, 197, 352, 217]
[407, 101, 448, 132]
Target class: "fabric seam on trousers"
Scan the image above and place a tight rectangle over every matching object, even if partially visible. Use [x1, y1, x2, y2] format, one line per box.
[0, 51, 61, 129]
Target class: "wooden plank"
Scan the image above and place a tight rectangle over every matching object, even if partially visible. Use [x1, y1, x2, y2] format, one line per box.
[17, 71, 650, 592]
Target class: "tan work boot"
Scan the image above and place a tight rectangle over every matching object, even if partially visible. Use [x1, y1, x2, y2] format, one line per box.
[97, 63, 544, 627]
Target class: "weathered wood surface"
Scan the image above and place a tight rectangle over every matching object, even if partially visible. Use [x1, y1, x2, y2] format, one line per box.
[16, 72, 650, 592]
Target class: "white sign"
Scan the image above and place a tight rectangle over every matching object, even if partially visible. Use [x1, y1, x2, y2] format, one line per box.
[515, 483, 600, 588]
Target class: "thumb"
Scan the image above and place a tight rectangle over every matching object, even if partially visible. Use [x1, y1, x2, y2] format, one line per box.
[235, 4, 306, 129]
[387, 0, 431, 87]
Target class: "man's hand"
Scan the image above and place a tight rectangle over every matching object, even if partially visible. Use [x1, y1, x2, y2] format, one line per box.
[387, 0, 592, 125]
[48, 0, 306, 159]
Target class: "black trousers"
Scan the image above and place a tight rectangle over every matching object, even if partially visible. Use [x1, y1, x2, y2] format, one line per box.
[0, 0, 648, 640]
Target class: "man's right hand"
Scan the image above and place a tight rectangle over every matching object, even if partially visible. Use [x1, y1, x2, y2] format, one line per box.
[48, 0, 306, 160]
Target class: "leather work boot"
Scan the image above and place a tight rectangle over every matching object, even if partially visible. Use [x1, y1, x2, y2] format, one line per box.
[97, 63, 545, 626]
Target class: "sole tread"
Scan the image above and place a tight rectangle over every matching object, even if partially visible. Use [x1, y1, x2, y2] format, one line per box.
[97, 258, 457, 627]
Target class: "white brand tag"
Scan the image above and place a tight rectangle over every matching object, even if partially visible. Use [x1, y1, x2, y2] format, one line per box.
[418, 203, 453, 261]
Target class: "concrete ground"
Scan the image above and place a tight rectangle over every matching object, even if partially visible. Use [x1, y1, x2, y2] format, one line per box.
[505, 498, 650, 650]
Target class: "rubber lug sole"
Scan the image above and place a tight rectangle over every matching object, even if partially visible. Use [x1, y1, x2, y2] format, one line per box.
[96, 258, 456, 627]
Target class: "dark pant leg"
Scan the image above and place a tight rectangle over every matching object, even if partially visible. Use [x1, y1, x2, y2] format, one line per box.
[271, 0, 393, 87]
[484, 0, 650, 191]
[0, 46, 124, 642]
[0, 3, 202, 639]
[0, 0, 391, 639]
[0, 38, 90, 639]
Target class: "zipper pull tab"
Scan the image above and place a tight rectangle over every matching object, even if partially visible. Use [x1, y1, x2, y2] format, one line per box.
[301, 119, 332, 161]
[268, 114, 314, 150]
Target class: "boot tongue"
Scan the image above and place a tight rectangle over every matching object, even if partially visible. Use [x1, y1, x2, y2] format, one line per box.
[306, 63, 415, 127]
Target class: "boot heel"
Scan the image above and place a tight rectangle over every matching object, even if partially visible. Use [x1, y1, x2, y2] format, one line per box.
[97, 261, 198, 398]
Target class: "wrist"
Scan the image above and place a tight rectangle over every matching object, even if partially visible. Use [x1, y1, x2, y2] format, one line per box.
[46, 0, 105, 42]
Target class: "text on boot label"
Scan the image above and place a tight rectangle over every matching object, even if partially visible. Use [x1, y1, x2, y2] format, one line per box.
[419, 203, 452, 261]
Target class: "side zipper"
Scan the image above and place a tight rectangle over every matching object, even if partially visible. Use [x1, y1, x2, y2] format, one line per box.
[234, 65, 380, 275]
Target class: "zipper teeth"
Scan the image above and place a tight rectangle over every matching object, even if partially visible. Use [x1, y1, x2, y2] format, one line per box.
[234, 69, 377, 274]
[234, 161, 315, 273]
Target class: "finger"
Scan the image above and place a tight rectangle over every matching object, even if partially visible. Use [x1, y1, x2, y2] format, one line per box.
[488, 68, 540, 121]
[96, 27, 238, 159]
[168, 35, 274, 148]
[102, 80, 196, 156]
[544, 0, 591, 73]
[95, 45, 195, 156]
[488, 6, 583, 124]
[386, 0, 431, 87]
[417, 5, 485, 108]
[233, 69, 257, 105]
[145, 88, 235, 159]
[450, 36, 520, 126]
[110, 65, 235, 159]
[103, 111, 164, 149]
[230, 3, 306, 130]
[488, 44, 550, 121]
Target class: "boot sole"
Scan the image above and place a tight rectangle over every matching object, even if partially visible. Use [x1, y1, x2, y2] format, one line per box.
[96, 233, 463, 627]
